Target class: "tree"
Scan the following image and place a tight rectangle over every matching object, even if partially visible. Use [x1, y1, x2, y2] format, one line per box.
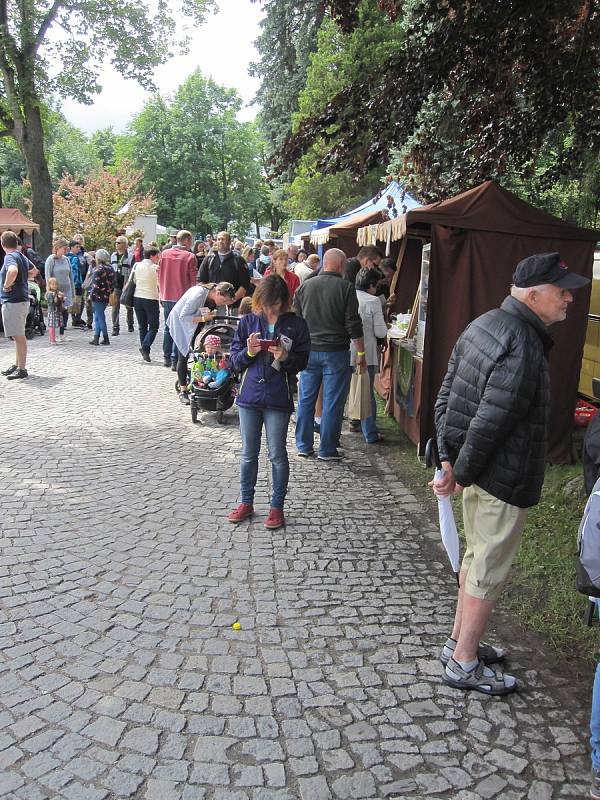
[249, 0, 326, 231]
[279, 0, 600, 204]
[0, 0, 215, 254]
[46, 113, 99, 184]
[282, 5, 399, 219]
[250, 0, 325, 164]
[53, 162, 155, 249]
[89, 128, 118, 168]
[0, 107, 101, 212]
[128, 70, 269, 236]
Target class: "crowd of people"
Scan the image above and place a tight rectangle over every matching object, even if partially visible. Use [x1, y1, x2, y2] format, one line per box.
[5, 227, 599, 763]
[0, 228, 394, 527]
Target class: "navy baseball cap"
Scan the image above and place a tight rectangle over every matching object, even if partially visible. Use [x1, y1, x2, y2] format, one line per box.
[513, 252, 590, 289]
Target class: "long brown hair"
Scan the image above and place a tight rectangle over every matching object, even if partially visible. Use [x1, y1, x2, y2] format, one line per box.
[252, 274, 290, 314]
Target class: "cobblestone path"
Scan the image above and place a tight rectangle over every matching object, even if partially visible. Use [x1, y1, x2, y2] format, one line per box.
[0, 325, 590, 799]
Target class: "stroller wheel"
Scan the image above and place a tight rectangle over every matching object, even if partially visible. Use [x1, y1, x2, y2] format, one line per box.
[25, 329, 34, 340]
[191, 404, 199, 424]
[216, 410, 225, 424]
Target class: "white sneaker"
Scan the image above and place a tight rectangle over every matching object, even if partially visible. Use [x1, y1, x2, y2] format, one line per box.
[59, 336, 67, 342]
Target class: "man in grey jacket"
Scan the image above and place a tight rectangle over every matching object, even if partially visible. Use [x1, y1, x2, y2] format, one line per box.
[293, 248, 366, 461]
[432, 252, 588, 695]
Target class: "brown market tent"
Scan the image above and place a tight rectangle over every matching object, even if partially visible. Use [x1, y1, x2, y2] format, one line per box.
[366, 181, 599, 462]
[309, 208, 389, 256]
[0, 209, 39, 235]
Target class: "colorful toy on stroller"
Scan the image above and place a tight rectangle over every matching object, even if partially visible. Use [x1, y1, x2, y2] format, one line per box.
[176, 318, 240, 424]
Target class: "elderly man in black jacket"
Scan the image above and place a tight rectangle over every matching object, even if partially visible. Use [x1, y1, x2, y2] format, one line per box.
[432, 252, 589, 695]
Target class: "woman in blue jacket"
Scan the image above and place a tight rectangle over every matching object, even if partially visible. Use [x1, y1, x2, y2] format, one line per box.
[228, 274, 310, 530]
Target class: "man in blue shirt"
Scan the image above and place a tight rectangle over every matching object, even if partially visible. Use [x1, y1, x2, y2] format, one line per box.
[67, 239, 86, 327]
[0, 229, 38, 380]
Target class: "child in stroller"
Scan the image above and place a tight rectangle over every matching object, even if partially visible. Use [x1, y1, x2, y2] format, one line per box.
[25, 280, 46, 339]
[178, 324, 240, 424]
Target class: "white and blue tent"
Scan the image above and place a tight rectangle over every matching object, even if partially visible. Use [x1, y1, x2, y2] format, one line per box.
[309, 180, 421, 245]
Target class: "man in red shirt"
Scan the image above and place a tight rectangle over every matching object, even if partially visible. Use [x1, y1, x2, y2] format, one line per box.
[157, 230, 197, 369]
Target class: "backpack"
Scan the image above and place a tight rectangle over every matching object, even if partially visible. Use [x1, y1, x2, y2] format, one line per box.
[576, 476, 600, 597]
[26, 247, 44, 273]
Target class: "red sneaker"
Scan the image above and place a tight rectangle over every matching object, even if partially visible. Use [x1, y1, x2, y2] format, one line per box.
[228, 503, 254, 523]
[264, 508, 285, 530]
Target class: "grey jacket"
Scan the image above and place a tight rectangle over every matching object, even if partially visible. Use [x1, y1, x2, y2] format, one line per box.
[293, 272, 363, 352]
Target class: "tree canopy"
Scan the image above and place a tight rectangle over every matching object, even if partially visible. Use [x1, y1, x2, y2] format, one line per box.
[53, 162, 155, 249]
[0, 0, 215, 252]
[127, 70, 267, 236]
[276, 0, 600, 226]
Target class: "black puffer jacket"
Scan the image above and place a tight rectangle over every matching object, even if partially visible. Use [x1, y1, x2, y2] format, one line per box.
[435, 296, 553, 508]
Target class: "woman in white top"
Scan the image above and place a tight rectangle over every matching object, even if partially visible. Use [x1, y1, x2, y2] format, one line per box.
[45, 238, 75, 340]
[352, 267, 389, 444]
[132, 246, 160, 362]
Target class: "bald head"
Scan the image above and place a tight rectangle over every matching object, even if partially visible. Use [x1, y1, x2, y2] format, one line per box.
[322, 248, 347, 274]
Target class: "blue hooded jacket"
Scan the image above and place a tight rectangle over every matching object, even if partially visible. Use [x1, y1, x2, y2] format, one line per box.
[67, 251, 83, 290]
[230, 312, 311, 412]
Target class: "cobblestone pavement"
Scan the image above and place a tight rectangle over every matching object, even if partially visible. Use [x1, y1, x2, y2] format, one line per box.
[0, 322, 591, 800]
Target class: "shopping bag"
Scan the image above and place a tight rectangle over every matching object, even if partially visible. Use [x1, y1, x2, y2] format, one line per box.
[347, 370, 371, 420]
[120, 276, 136, 308]
[70, 295, 82, 315]
[108, 290, 119, 307]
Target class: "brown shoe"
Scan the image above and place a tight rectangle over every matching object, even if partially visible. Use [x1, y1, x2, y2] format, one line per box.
[264, 507, 285, 530]
[228, 503, 254, 523]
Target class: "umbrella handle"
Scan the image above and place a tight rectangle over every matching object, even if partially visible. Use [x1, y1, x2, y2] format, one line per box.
[425, 438, 442, 470]
[587, 599, 597, 627]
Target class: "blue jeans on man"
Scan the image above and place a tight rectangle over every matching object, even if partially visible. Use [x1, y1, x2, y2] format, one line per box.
[295, 349, 351, 457]
[361, 365, 379, 443]
[162, 300, 178, 362]
[92, 301, 108, 338]
[591, 661, 600, 772]
[238, 406, 290, 509]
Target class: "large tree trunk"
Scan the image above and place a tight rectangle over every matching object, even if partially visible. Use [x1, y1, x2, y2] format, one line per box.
[14, 105, 53, 257]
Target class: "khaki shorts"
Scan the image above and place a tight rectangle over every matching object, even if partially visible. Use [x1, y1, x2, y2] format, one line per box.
[1, 300, 28, 337]
[462, 484, 528, 601]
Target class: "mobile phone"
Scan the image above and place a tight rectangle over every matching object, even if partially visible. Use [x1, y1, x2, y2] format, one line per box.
[259, 338, 279, 351]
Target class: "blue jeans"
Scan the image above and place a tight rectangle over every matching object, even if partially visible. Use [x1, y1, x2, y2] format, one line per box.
[296, 350, 351, 457]
[592, 662, 600, 770]
[92, 301, 108, 338]
[360, 365, 379, 443]
[238, 406, 290, 509]
[162, 300, 178, 362]
[134, 297, 160, 352]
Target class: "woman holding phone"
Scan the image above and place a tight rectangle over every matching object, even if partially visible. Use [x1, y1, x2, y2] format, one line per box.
[228, 274, 311, 530]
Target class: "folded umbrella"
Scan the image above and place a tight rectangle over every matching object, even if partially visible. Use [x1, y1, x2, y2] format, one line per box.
[425, 438, 460, 586]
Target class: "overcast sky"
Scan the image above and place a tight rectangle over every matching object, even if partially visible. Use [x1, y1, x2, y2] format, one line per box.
[61, 0, 264, 135]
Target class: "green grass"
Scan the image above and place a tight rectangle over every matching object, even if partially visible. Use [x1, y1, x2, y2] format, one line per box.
[501, 464, 600, 664]
[376, 398, 600, 665]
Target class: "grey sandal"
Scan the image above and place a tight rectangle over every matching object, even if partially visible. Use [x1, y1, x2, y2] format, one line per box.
[443, 657, 517, 696]
[440, 637, 506, 667]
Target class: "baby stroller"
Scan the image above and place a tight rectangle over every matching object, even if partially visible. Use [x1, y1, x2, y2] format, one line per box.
[176, 317, 240, 424]
[25, 283, 45, 339]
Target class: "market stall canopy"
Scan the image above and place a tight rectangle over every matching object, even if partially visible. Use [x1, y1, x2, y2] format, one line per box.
[0, 209, 40, 234]
[358, 180, 599, 245]
[365, 180, 599, 463]
[310, 180, 421, 246]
